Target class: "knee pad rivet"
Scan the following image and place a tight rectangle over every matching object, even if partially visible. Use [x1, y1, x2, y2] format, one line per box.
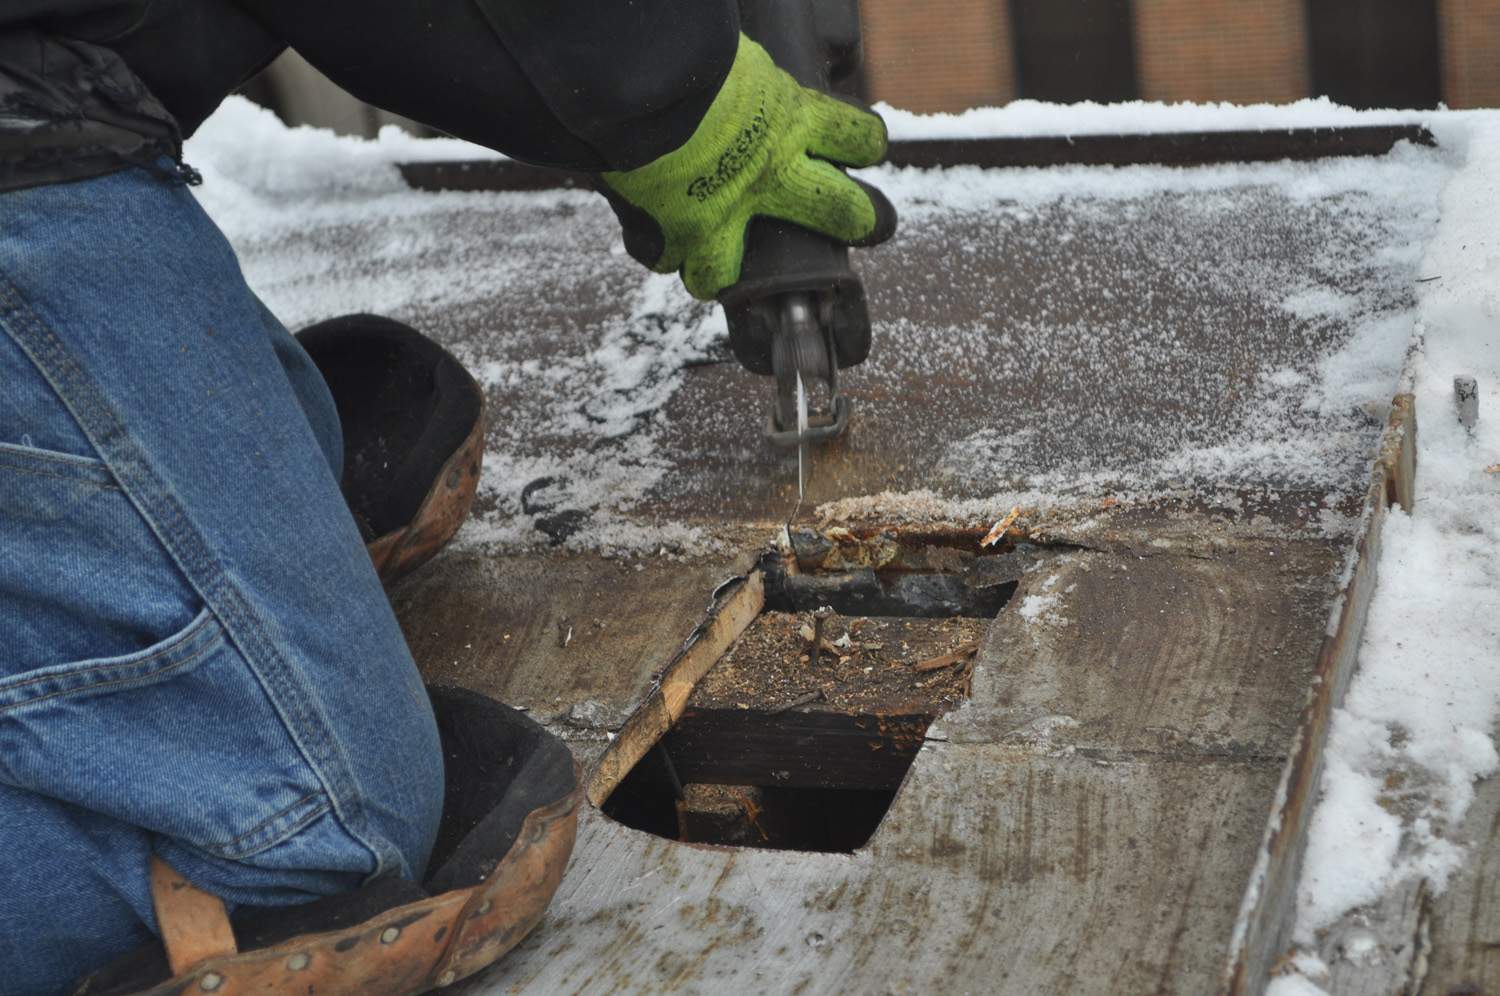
[199, 973, 224, 992]
[380, 926, 402, 945]
[287, 953, 311, 971]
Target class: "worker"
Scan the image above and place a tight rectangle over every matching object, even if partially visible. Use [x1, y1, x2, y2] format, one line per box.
[0, 2, 895, 994]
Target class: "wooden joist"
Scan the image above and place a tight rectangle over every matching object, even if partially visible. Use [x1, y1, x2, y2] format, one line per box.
[663, 708, 930, 791]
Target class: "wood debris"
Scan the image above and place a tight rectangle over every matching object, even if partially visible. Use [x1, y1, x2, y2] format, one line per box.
[797, 622, 842, 661]
[980, 505, 1023, 548]
[692, 612, 982, 715]
[771, 689, 824, 714]
[913, 643, 980, 672]
[811, 606, 834, 665]
[732, 788, 770, 841]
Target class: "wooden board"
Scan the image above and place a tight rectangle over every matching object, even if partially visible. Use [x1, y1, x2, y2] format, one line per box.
[326, 158, 1433, 535]
[1420, 771, 1500, 993]
[455, 747, 1279, 996]
[941, 540, 1341, 758]
[395, 552, 750, 719]
[439, 516, 1345, 994]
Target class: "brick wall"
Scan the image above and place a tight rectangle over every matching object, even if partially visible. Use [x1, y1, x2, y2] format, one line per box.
[1132, 0, 1308, 103]
[1440, 0, 1500, 107]
[859, 0, 1500, 113]
[860, 0, 1017, 112]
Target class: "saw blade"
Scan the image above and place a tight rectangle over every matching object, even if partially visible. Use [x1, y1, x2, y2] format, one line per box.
[795, 370, 809, 499]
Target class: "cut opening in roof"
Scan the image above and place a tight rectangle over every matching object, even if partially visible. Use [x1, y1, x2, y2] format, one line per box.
[600, 529, 1023, 852]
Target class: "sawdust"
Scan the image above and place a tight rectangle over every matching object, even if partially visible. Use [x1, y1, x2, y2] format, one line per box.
[690, 611, 983, 715]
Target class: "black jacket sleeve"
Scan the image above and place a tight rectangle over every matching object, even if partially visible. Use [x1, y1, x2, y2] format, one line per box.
[232, 0, 738, 171]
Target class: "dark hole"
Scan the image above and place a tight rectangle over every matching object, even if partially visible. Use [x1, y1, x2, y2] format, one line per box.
[766, 568, 1015, 618]
[603, 710, 932, 853]
[760, 547, 1017, 619]
[603, 708, 930, 858]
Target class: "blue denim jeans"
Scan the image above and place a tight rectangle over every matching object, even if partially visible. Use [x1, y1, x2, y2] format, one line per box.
[0, 165, 445, 995]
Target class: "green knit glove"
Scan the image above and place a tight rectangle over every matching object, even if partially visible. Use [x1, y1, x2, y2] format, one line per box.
[600, 34, 897, 301]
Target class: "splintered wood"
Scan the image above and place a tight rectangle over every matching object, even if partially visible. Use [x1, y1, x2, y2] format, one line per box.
[980, 506, 1024, 548]
[689, 611, 985, 716]
[586, 571, 765, 806]
[914, 643, 979, 672]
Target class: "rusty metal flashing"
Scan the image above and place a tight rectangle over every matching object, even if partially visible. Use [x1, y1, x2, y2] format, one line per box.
[1221, 393, 1418, 995]
[397, 125, 1435, 195]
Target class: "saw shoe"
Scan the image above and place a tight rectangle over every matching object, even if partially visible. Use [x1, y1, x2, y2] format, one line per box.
[71, 686, 581, 996]
[296, 314, 486, 585]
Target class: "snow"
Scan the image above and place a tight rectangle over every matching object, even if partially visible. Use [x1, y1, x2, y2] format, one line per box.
[1276, 112, 1500, 987]
[186, 96, 1453, 557]
[187, 99, 730, 557]
[1266, 971, 1332, 996]
[850, 141, 1446, 510]
[1017, 592, 1060, 623]
[879, 98, 1427, 141]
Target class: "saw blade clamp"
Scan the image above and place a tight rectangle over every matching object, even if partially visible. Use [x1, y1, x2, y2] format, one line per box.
[765, 292, 849, 447]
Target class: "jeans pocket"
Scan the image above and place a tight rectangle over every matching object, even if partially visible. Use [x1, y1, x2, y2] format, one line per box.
[0, 439, 115, 487]
[0, 605, 222, 714]
[0, 605, 334, 861]
[0, 442, 333, 862]
[0, 440, 201, 672]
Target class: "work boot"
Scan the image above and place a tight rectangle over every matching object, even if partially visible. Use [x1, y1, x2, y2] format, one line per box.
[297, 314, 487, 585]
[72, 687, 581, 996]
